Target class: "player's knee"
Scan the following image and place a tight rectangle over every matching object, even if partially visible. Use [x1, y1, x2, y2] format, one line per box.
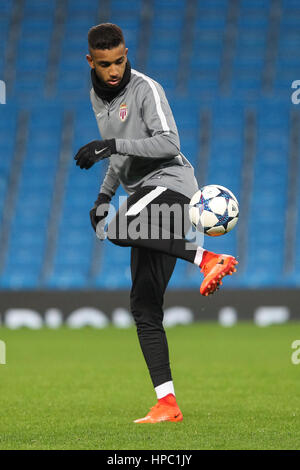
[107, 233, 127, 247]
[106, 215, 131, 247]
[107, 222, 126, 246]
[130, 294, 164, 328]
[132, 311, 164, 331]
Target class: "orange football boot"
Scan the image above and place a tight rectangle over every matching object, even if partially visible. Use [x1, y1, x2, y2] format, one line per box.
[200, 251, 238, 296]
[134, 394, 183, 424]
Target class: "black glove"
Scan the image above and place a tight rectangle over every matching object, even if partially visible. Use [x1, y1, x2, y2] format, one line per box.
[90, 193, 111, 239]
[74, 139, 116, 170]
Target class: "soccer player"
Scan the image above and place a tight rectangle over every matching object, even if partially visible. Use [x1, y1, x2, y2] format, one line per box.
[75, 24, 237, 423]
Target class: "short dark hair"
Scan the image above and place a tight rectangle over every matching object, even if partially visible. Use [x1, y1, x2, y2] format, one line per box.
[88, 23, 125, 50]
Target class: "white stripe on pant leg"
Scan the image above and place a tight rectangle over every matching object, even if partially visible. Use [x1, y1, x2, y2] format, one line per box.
[125, 186, 167, 217]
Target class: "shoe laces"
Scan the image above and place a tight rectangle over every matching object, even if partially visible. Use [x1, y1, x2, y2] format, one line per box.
[201, 263, 212, 277]
[201, 255, 221, 277]
[150, 402, 162, 412]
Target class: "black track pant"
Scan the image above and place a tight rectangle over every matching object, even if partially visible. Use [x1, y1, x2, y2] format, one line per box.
[107, 186, 198, 388]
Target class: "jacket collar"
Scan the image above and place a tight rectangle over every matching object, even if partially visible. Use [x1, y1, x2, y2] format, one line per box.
[91, 59, 131, 103]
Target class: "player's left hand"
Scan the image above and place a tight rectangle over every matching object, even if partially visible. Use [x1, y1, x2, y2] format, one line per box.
[74, 139, 117, 169]
[90, 192, 111, 241]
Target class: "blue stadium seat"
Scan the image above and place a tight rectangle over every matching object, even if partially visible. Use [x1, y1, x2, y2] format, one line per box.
[46, 269, 90, 289]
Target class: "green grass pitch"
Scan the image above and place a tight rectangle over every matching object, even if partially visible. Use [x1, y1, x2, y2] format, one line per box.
[0, 322, 299, 450]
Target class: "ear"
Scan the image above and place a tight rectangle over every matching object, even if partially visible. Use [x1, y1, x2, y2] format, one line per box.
[86, 54, 95, 69]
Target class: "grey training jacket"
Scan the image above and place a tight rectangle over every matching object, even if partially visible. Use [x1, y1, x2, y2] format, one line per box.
[90, 68, 199, 199]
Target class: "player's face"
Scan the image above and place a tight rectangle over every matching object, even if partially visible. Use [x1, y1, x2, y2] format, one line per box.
[86, 43, 128, 87]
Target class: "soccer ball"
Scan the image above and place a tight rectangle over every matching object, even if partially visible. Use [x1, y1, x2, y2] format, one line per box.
[189, 184, 239, 236]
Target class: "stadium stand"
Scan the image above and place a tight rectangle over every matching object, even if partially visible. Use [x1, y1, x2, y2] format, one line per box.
[0, 0, 299, 289]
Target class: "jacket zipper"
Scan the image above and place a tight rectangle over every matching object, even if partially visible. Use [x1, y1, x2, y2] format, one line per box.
[104, 87, 127, 119]
[104, 100, 111, 120]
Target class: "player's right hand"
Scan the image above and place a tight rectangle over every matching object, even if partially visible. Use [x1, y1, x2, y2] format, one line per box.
[74, 139, 117, 169]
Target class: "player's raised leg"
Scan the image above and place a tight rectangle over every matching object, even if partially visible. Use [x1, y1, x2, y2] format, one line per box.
[107, 186, 238, 297]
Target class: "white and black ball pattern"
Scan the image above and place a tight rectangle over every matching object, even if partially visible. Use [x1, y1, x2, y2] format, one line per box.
[189, 184, 239, 236]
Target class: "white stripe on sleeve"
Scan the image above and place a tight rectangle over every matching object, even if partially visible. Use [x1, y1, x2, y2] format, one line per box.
[131, 69, 170, 134]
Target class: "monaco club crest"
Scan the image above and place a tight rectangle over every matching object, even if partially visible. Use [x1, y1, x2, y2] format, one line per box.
[119, 103, 128, 122]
